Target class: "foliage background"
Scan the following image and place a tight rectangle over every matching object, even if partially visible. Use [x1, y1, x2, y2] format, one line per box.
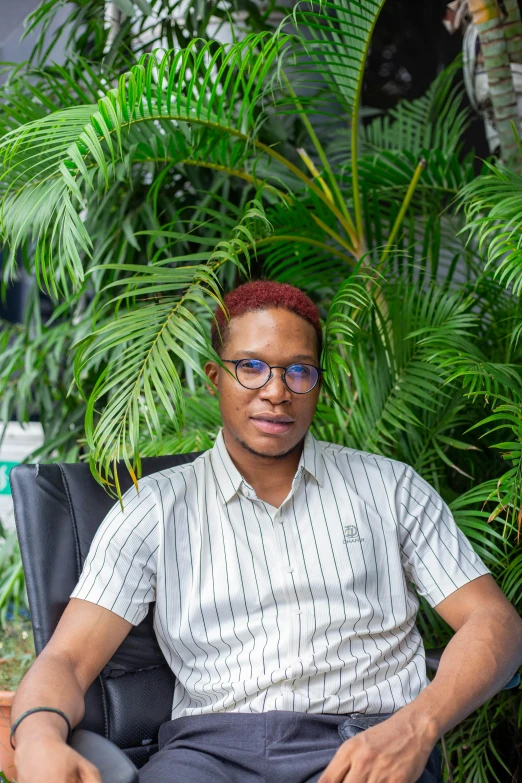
[0, 1, 521, 781]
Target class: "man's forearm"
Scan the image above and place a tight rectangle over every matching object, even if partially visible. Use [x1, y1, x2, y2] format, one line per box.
[11, 651, 85, 750]
[398, 607, 522, 743]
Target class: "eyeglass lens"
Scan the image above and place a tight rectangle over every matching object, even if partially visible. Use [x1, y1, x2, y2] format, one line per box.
[236, 359, 318, 393]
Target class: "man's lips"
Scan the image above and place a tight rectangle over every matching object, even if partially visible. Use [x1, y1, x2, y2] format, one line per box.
[250, 416, 294, 434]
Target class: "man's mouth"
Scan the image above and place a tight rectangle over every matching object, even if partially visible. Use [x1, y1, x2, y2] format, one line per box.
[250, 415, 295, 435]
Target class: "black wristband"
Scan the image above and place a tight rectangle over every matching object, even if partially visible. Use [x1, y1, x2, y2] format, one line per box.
[10, 707, 72, 750]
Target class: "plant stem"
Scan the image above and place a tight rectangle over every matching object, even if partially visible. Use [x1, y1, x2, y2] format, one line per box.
[379, 158, 427, 268]
[349, 1, 386, 251]
[255, 140, 359, 250]
[469, 0, 522, 167]
[310, 214, 358, 257]
[282, 72, 357, 239]
[255, 235, 356, 265]
[351, 127, 364, 251]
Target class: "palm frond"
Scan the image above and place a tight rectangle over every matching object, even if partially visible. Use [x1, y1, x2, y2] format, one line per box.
[260, 197, 357, 287]
[461, 161, 522, 296]
[465, 398, 522, 541]
[284, 0, 385, 237]
[140, 389, 221, 456]
[0, 35, 291, 293]
[362, 55, 470, 157]
[287, 0, 385, 122]
[441, 358, 522, 402]
[449, 480, 513, 565]
[328, 283, 479, 456]
[73, 199, 271, 490]
[321, 267, 374, 390]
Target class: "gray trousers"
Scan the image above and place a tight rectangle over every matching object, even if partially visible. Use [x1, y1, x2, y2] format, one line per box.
[139, 710, 444, 783]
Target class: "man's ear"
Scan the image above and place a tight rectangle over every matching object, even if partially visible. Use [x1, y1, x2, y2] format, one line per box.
[204, 361, 219, 396]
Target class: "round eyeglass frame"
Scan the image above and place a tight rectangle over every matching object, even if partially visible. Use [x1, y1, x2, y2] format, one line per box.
[222, 358, 325, 394]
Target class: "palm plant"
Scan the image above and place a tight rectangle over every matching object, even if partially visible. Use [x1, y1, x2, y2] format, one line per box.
[1, 1, 521, 779]
[0, 0, 276, 462]
[457, 155, 522, 548]
[0, 1, 477, 484]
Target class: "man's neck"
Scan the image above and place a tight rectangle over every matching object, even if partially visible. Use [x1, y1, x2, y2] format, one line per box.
[222, 427, 304, 507]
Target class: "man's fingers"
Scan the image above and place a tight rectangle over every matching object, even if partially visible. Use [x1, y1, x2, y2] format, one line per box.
[320, 740, 381, 783]
[339, 764, 366, 783]
[79, 759, 103, 783]
[318, 744, 354, 783]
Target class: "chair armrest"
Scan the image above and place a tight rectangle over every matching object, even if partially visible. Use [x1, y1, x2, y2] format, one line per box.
[425, 646, 445, 671]
[69, 729, 139, 783]
[502, 672, 521, 690]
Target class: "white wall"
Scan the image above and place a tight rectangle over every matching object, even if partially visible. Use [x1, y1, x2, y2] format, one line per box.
[0, 0, 70, 81]
[0, 422, 44, 529]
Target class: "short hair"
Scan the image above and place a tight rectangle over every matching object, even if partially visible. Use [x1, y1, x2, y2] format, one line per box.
[210, 280, 323, 359]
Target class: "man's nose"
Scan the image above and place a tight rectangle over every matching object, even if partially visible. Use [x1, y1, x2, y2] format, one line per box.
[259, 369, 292, 403]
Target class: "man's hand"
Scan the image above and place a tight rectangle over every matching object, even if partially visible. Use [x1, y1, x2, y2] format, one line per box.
[318, 711, 436, 783]
[15, 736, 102, 783]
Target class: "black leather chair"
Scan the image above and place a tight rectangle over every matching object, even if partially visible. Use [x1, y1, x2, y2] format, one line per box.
[11, 454, 200, 782]
[10, 456, 521, 783]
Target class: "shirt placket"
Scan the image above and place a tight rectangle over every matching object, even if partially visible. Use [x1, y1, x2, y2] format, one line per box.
[241, 470, 306, 710]
[273, 470, 306, 709]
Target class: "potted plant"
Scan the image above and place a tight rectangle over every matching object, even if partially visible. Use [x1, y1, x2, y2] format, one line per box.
[0, 691, 15, 782]
[0, 524, 32, 781]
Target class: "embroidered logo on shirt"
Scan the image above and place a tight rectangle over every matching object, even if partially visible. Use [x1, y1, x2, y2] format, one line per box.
[343, 524, 364, 544]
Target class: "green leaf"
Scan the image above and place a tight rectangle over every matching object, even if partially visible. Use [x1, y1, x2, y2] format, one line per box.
[461, 161, 522, 296]
[111, 0, 136, 17]
[73, 199, 271, 492]
[0, 35, 290, 292]
[133, 0, 153, 14]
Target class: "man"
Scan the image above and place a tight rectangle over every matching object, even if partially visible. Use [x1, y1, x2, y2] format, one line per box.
[11, 281, 522, 783]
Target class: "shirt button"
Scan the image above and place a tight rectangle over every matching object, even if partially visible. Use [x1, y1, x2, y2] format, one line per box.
[278, 517, 284, 524]
[285, 567, 294, 573]
[289, 683, 296, 691]
[294, 610, 302, 615]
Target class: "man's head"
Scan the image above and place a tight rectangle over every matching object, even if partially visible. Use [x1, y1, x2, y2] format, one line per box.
[204, 281, 323, 460]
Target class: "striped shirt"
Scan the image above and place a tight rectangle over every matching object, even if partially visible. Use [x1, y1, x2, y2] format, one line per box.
[71, 428, 490, 718]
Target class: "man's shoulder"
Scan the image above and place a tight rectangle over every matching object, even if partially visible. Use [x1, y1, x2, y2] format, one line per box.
[316, 438, 409, 481]
[128, 452, 208, 503]
[140, 452, 207, 486]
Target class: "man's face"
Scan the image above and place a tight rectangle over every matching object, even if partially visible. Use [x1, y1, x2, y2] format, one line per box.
[204, 308, 322, 458]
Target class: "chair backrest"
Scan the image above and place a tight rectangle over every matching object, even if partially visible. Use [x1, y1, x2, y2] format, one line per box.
[10, 453, 202, 768]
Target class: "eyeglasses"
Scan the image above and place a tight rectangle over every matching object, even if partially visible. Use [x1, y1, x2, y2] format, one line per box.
[222, 358, 324, 394]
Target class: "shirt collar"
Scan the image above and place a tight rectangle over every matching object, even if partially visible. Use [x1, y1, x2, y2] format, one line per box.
[210, 427, 324, 504]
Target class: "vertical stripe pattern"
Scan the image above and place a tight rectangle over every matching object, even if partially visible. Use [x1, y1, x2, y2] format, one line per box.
[71, 429, 491, 718]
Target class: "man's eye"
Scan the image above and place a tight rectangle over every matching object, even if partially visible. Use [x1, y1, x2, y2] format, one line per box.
[241, 361, 264, 371]
[289, 365, 310, 376]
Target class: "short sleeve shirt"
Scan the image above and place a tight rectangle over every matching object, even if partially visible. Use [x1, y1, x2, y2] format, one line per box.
[71, 428, 490, 718]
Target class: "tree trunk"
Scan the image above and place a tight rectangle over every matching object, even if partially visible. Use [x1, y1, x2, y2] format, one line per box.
[503, 0, 522, 64]
[469, 0, 521, 167]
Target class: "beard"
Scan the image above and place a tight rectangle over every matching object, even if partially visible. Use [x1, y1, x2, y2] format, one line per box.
[232, 429, 304, 460]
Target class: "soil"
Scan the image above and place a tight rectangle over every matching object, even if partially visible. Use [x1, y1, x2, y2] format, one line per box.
[0, 615, 35, 692]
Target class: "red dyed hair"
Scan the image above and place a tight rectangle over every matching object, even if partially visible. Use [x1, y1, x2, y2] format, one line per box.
[211, 280, 323, 359]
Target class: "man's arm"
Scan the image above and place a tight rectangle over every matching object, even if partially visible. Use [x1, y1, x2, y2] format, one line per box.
[392, 466, 522, 742]
[395, 573, 522, 742]
[319, 575, 522, 783]
[12, 597, 133, 783]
